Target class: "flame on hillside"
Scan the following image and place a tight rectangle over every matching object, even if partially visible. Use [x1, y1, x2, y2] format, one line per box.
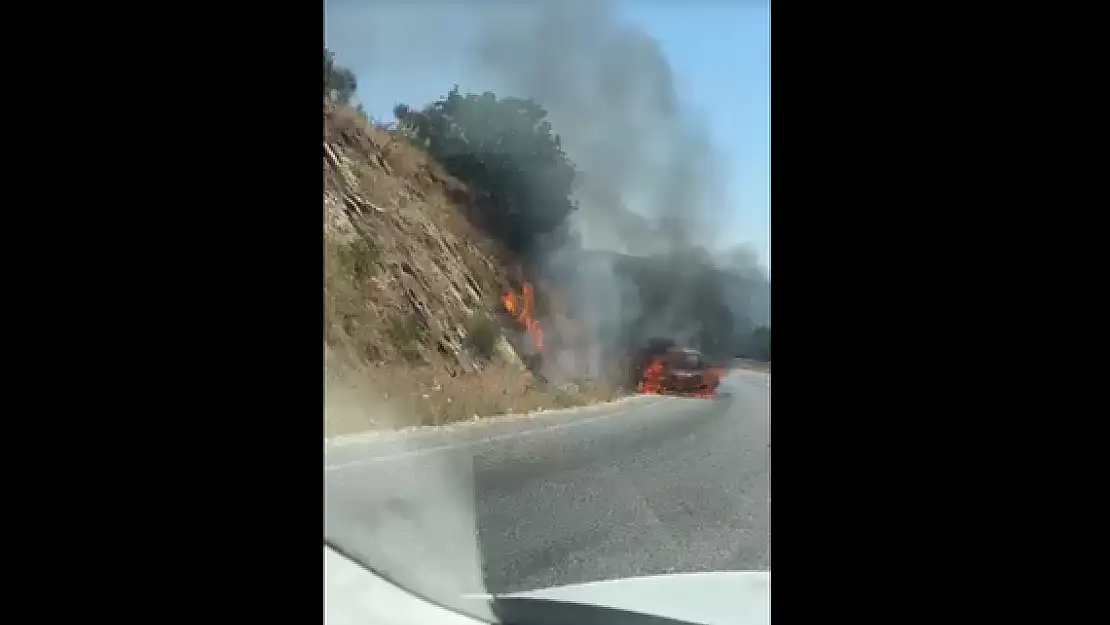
[501, 282, 545, 354]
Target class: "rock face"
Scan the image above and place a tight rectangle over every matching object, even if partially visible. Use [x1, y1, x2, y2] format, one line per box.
[323, 100, 515, 373]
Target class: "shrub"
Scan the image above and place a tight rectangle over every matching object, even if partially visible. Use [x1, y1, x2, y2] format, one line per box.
[465, 313, 502, 361]
[388, 317, 426, 363]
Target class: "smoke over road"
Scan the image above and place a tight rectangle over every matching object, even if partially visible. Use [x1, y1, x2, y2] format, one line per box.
[326, 0, 770, 379]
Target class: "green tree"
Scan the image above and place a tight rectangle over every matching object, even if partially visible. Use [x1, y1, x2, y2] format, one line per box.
[750, 325, 771, 361]
[394, 87, 578, 258]
[324, 48, 358, 105]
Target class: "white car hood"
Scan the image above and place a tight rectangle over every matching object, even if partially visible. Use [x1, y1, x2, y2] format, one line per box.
[326, 544, 769, 625]
[501, 571, 770, 625]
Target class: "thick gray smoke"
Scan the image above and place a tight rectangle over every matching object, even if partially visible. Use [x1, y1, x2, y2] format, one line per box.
[473, 3, 728, 255]
[325, 0, 770, 378]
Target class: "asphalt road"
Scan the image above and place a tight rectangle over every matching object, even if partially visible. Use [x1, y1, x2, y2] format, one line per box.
[324, 368, 770, 599]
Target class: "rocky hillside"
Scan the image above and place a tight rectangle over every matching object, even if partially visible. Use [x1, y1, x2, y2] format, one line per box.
[324, 101, 619, 435]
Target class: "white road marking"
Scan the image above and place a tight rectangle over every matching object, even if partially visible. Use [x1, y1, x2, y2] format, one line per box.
[325, 394, 663, 448]
[325, 399, 669, 470]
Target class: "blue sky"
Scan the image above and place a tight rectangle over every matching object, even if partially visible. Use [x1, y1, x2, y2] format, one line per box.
[326, 2, 769, 270]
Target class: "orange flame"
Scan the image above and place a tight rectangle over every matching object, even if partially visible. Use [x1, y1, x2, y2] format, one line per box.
[637, 356, 666, 395]
[502, 281, 544, 353]
[697, 367, 724, 399]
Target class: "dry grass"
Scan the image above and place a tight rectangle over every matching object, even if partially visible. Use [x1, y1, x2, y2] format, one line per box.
[352, 362, 619, 431]
[325, 354, 625, 437]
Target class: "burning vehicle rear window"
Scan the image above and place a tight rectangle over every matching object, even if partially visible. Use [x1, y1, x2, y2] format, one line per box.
[669, 351, 700, 369]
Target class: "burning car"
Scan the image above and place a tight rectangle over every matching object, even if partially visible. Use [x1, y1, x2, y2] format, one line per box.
[634, 342, 722, 399]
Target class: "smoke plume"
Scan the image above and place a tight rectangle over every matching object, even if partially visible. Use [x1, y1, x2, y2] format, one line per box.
[326, 0, 770, 376]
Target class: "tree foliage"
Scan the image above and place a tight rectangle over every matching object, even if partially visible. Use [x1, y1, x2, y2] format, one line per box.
[324, 48, 358, 105]
[748, 325, 770, 362]
[394, 87, 578, 258]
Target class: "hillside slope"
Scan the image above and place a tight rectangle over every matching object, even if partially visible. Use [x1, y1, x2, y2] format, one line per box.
[323, 101, 619, 435]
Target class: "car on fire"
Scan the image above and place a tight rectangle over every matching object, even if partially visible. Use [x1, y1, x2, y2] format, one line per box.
[661, 347, 718, 395]
[634, 340, 723, 398]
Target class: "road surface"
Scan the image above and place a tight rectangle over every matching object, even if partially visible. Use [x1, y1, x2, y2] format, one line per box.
[324, 368, 770, 599]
